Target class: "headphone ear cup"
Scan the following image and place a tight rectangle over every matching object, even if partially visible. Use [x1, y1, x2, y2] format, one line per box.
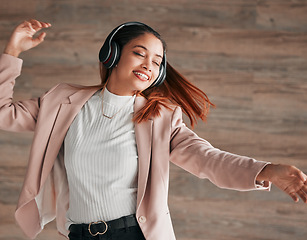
[103, 41, 120, 69]
[151, 65, 164, 87]
[151, 55, 166, 87]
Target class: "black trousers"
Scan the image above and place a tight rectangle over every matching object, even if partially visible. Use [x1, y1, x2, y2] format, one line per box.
[68, 226, 145, 240]
[68, 215, 146, 240]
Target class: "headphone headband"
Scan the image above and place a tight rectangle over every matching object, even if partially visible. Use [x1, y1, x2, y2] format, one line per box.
[99, 22, 145, 64]
[99, 22, 167, 87]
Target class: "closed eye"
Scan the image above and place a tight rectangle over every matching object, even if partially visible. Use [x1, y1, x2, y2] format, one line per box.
[153, 61, 160, 67]
[133, 51, 144, 57]
[134, 51, 160, 67]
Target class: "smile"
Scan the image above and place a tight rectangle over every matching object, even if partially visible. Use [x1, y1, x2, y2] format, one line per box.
[133, 71, 150, 81]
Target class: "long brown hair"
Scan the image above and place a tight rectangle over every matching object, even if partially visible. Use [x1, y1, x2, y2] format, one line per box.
[99, 24, 214, 127]
[100, 61, 214, 127]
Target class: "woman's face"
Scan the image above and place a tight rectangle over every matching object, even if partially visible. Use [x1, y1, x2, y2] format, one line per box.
[106, 33, 164, 96]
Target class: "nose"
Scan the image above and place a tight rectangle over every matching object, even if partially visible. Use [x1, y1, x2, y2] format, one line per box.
[141, 62, 152, 72]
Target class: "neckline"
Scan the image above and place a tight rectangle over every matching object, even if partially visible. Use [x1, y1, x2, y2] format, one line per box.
[100, 87, 136, 106]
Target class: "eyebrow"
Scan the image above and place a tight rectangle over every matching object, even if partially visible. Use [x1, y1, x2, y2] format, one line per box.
[133, 45, 163, 59]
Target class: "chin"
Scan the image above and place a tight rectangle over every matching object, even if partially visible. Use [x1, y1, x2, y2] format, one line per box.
[132, 82, 152, 92]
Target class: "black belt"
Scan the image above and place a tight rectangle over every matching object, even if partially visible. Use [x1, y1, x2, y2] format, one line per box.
[69, 214, 139, 237]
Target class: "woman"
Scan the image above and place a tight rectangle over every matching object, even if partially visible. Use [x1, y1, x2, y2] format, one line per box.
[1, 19, 306, 240]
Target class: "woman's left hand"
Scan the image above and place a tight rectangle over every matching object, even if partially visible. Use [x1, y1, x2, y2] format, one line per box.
[257, 163, 307, 203]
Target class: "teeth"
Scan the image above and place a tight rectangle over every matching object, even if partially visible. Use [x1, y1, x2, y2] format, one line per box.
[134, 72, 149, 80]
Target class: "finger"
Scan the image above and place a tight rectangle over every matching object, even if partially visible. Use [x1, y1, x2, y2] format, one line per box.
[41, 21, 52, 28]
[29, 19, 43, 31]
[297, 170, 307, 182]
[289, 192, 299, 202]
[302, 184, 307, 194]
[32, 32, 46, 47]
[24, 21, 36, 34]
[19, 20, 30, 29]
[30, 19, 52, 30]
[38, 32, 46, 40]
[297, 190, 307, 203]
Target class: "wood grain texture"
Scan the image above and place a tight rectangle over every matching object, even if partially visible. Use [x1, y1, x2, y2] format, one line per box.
[0, 0, 306, 239]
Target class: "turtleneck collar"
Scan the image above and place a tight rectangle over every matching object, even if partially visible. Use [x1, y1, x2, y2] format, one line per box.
[100, 87, 136, 106]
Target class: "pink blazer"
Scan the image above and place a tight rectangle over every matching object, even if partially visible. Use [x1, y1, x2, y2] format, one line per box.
[0, 54, 269, 239]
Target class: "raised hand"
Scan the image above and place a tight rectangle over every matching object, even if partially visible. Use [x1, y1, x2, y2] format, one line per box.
[4, 19, 51, 57]
[257, 163, 307, 203]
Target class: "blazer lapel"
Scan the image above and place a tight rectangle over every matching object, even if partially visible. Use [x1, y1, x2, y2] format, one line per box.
[40, 86, 102, 186]
[134, 96, 153, 210]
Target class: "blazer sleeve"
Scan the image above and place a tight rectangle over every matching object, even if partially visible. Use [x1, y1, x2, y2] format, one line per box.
[0, 54, 39, 132]
[169, 106, 270, 191]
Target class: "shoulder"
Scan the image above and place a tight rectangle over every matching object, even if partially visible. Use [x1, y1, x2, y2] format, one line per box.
[153, 101, 183, 127]
[42, 83, 86, 97]
[41, 83, 102, 100]
[159, 102, 180, 118]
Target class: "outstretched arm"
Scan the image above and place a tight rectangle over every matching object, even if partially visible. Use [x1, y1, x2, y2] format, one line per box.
[0, 19, 51, 132]
[170, 107, 307, 202]
[4, 19, 51, 57]
[256, 164, 307, 203]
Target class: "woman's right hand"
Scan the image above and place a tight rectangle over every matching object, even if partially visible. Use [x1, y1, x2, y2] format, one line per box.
[4, 19, 51, 57]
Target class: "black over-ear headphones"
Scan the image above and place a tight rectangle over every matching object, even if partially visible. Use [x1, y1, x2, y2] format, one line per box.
[99, 22, 167, 87]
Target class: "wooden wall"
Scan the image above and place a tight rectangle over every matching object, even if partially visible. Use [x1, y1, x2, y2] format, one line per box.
[0, 0, 307, 239]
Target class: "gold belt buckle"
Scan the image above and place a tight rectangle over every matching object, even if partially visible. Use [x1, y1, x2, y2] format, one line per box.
[88, 220, 108, 236]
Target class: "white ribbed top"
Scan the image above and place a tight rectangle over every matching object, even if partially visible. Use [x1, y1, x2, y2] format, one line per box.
[64, 88, 138, 228]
